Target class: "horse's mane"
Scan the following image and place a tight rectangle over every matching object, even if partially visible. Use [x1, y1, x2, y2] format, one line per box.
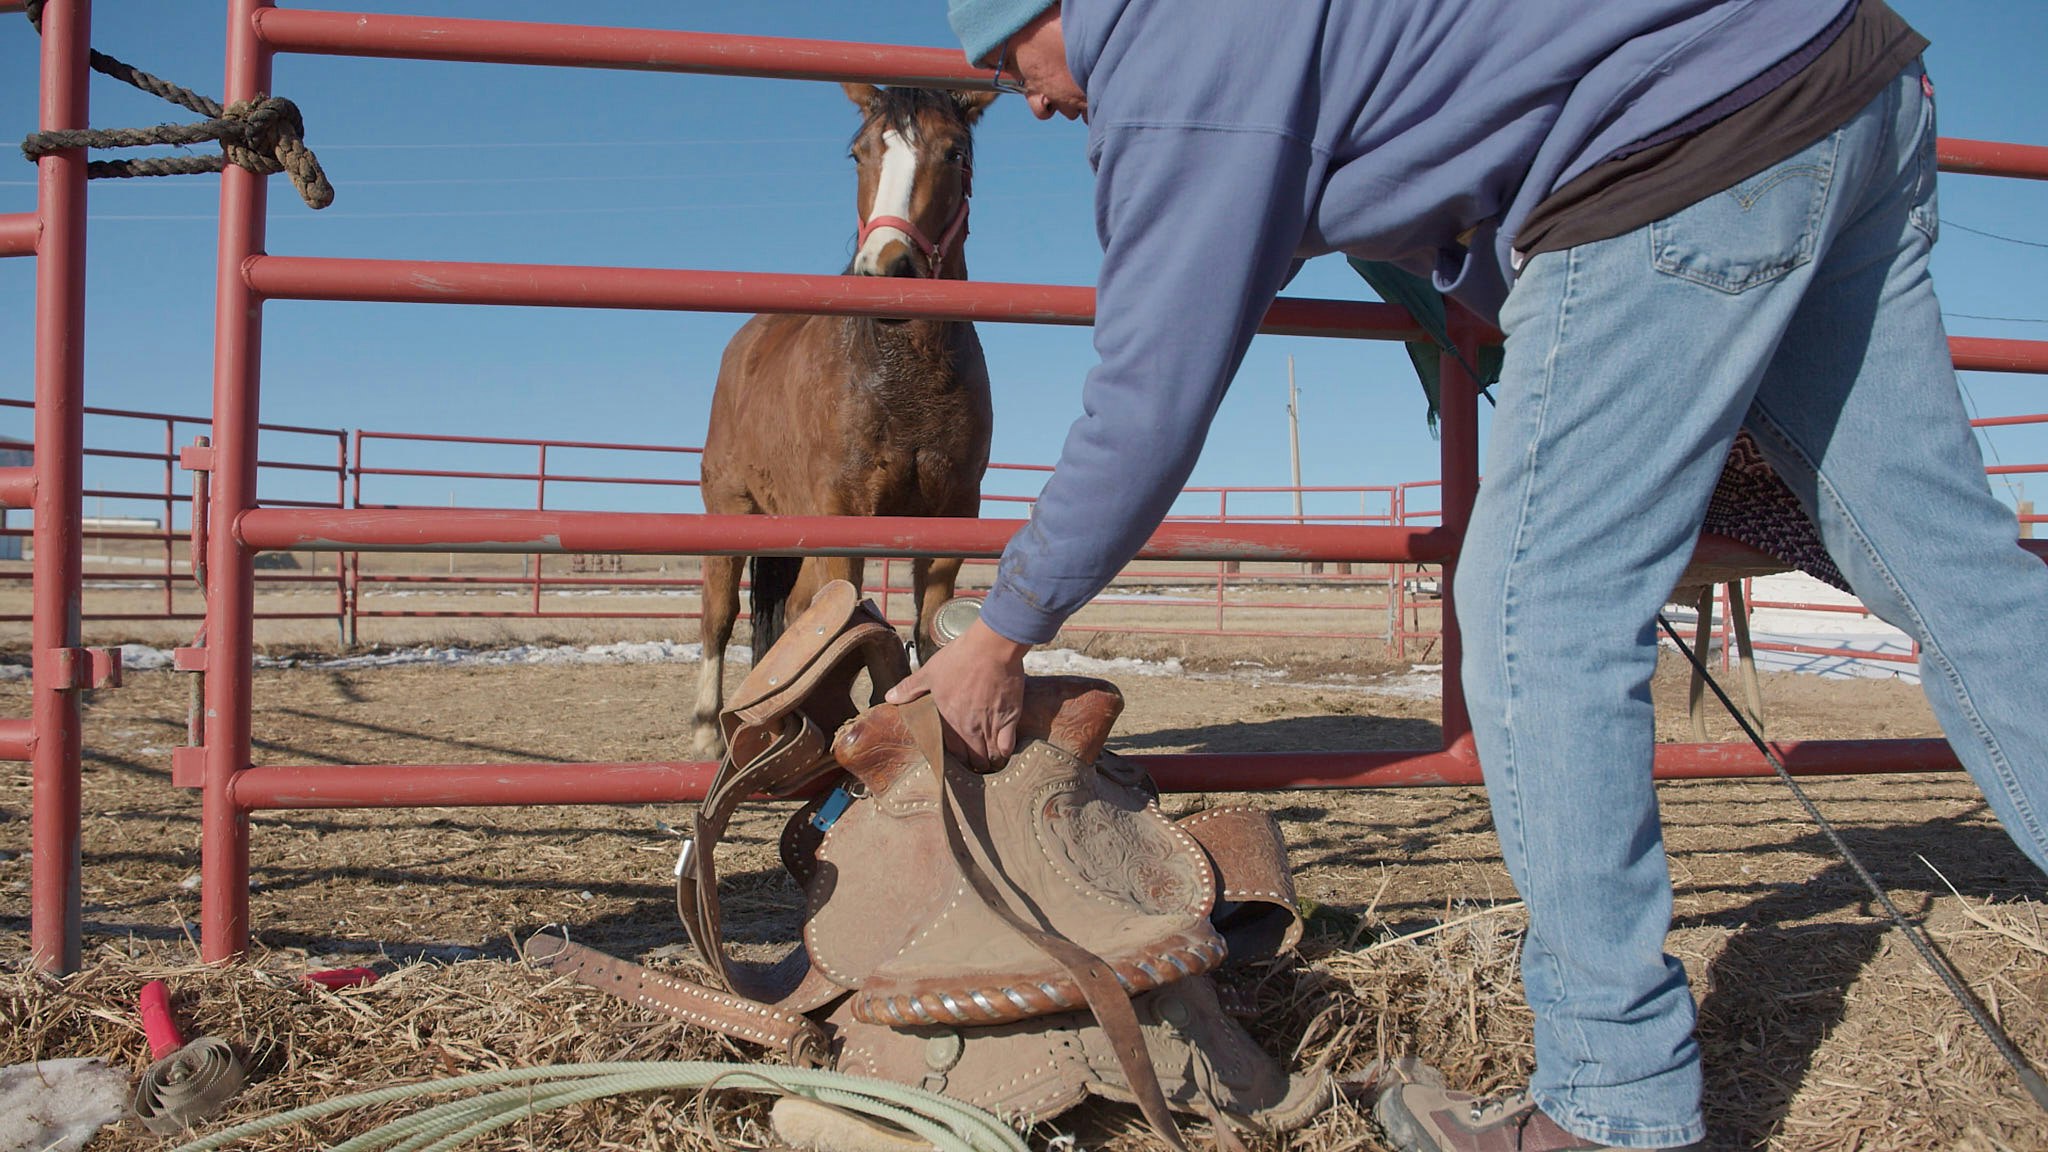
[848, 87, 977, 162]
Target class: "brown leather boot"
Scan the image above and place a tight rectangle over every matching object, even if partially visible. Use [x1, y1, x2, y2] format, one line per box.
[1373, 1077, 1703, 1152]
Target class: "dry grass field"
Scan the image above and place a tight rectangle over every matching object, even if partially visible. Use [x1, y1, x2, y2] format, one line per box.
[2, 556, 2044, 1151]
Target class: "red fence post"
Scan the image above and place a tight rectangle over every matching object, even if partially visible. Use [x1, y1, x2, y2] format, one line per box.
[161, 417, 175, 616]
[1435, 312, 1483, 764]
[196, 0, 275, 964]
[534, 442, 547, 616]
[348, 430, 362, 645]
[27, 0, 93, 975]
[332, 427, 346, 645]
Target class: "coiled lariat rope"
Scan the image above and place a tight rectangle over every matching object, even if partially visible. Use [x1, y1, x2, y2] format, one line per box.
[17, 0, 333, 209]
[160, 1061, 1029, 1152]
[1657, 613, 2048, 1116]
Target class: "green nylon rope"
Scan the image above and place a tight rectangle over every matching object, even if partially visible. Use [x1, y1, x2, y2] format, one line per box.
[162, 1061, 1029, 1152]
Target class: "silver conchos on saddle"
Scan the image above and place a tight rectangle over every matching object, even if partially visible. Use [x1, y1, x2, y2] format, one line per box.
[525, 581, 1322, 1147]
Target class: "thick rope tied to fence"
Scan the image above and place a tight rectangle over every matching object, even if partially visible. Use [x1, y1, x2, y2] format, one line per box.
[17, 0, 334, 209]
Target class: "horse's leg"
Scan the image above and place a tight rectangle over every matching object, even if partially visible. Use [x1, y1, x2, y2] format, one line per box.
[693, 553, 743, 759]
[798, 556, 865, 606]
[912, 555, 965, 666]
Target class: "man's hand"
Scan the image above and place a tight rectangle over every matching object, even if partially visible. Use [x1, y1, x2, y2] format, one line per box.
[884, 617, 1029, 770]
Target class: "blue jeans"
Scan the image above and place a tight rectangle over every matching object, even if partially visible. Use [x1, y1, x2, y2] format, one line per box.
[1456, 61, 2048, 1148]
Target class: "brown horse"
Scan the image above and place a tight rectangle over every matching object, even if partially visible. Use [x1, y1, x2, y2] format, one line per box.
[691, 84, 998, 758]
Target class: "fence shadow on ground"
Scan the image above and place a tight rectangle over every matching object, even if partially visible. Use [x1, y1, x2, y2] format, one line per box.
[1112, 712, 1443, 755]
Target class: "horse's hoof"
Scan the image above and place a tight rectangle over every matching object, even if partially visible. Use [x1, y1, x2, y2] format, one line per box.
[690, 734, 727, 762]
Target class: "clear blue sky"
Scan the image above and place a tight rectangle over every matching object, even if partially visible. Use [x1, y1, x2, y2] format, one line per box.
[2, 1, 2043, 528]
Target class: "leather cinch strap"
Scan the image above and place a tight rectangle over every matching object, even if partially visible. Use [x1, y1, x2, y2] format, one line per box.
[523, 931, 831, 1067]
[674, 719, 844, 1009]
[902, 695, 1192, 1152]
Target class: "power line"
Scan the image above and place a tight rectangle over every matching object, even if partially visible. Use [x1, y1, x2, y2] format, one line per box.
[1947, 221, 2048, 249]
[1944, 311, 2048, 325]
[1955, 375, 2026, 506]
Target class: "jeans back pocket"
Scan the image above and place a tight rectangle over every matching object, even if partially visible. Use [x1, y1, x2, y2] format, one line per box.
[1650, 133, 1840, 294]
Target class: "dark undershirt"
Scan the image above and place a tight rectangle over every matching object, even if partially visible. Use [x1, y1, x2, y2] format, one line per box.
[1515, 0, 1929, 259]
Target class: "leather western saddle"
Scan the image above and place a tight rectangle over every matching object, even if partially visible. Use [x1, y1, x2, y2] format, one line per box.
[525, 581, 1323, 1147]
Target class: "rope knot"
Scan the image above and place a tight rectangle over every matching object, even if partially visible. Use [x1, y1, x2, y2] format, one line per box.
[219, 96, 333, 209]
[17, 8, 335, 210]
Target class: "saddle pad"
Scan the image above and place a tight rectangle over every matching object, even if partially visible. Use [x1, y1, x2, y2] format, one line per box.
[1700, 429, 1849, 591]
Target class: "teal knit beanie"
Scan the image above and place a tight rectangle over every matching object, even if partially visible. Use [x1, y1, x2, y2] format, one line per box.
[948, 0, 1056, 68]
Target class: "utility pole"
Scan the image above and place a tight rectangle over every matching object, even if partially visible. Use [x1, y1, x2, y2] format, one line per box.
[1288, 357, 1303, 524]
[1287, 357, 1322, 574]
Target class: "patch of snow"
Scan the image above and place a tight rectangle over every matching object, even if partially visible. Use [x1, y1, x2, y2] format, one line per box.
[1355, 670, 1446, 700]
[290, 640, 752, 672]
[1023, 649, 1186, 679]
[1090, 592, 1212, 606]
[122, 643, 174, 670]
[0, 1058, 130, 1152]
[1663, 573, 1916, 683]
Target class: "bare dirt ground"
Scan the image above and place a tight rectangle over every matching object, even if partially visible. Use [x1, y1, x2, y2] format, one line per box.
[3, 604, 2046, 1150]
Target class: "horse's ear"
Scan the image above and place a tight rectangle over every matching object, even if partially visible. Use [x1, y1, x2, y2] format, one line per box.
[953, 89, 999, 124]
[842, 82, 882, 111]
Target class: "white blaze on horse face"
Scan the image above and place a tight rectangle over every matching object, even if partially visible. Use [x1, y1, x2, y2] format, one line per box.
[854, 126, 922, 275]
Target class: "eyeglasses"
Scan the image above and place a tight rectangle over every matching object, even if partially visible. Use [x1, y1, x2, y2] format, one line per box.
[990, 42, 1027, 96]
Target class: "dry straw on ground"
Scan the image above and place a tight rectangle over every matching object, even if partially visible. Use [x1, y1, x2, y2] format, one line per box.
[6, 893, 2043, 1151]
[3, 620, 2045, 1150]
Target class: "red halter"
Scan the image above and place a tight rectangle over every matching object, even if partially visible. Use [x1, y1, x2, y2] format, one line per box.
[856, 162, 973, 275]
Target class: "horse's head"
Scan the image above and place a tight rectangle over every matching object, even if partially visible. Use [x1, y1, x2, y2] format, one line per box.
[843, 83, 998, 280]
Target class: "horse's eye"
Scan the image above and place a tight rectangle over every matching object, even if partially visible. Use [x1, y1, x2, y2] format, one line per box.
[946, 147, 967, 166]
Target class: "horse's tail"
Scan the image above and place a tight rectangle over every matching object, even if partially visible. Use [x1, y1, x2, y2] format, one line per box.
[747, 556, 802, 661]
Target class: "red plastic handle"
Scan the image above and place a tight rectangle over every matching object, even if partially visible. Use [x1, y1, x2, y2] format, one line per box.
[138, 979, 185, 1061]
[303, 966, 379, 991]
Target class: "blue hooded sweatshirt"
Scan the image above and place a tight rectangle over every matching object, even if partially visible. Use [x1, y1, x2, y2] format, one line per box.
[978, 0, 1856, 645]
